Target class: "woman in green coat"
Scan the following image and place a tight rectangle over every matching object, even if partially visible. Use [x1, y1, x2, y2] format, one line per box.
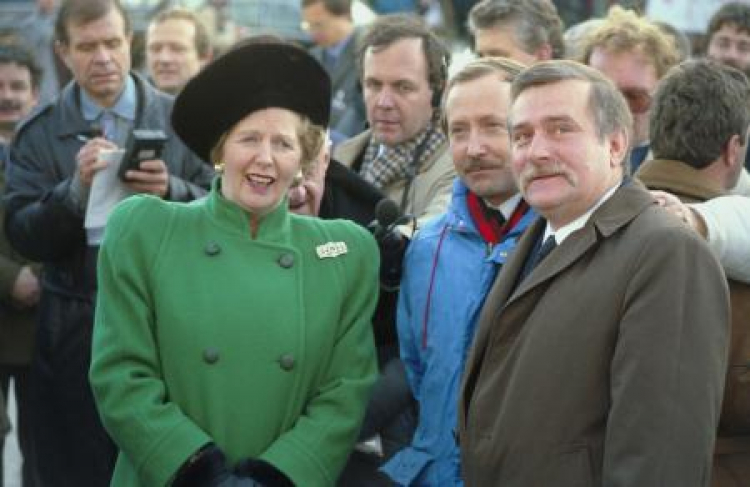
[89, 40, 379, 487]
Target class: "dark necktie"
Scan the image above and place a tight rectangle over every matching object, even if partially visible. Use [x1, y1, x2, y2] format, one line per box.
[519, 235, 557, 283]
[485, 207, 506, 227]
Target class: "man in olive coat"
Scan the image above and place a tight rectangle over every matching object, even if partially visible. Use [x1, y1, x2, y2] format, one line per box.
[459, 60, 730, 486]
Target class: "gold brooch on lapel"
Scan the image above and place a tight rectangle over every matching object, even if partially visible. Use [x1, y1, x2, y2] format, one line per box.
[316, 241, 348, 259]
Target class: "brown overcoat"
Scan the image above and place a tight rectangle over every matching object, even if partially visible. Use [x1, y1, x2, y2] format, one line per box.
[459, 181, 730, 486]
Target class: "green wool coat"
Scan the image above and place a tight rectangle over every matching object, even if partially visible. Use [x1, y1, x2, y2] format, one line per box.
[90, 181, 379, 487]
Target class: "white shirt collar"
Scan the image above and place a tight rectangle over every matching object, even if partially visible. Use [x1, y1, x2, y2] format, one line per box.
[543, 182, 620, 244]
[485, 193, 523, 220]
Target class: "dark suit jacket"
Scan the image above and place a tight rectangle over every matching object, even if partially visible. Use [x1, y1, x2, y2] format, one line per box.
[459, 180, 730, 487]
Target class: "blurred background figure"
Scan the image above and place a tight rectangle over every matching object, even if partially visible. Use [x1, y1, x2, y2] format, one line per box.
[146, 7, 213, 94]
[18, 0, 70, 104]
[0, 41, 41, 487]
[302, 0, 367, 146]
[704, 2, 750, 170]
[195, 0, 238, 56]
[653, 19, 692, 63]
[576, 6, 679, 172]
[705, 1, 750, 77]
[467, 0, 564, 63]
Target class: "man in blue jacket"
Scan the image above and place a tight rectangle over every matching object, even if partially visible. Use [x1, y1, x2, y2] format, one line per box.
[382, 57, 534, 486]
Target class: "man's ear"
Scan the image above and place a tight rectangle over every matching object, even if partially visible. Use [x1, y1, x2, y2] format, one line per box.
[200, 49, 214, 67]
[608, 128, 629, 168]
[54, 40, 72, 71]
[534, 43, 553, 61]
[722, 133, 745, 169]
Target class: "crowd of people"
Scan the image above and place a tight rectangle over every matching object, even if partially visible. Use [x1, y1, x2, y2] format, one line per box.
[0, 0, 748, 486]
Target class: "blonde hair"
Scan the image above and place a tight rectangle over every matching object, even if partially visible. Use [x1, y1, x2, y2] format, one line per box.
[577, 6, 678, 79]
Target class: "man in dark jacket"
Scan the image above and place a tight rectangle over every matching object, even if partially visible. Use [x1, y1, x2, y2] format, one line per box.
[0, 41, 42, 487]
[3, 1, 214, 485]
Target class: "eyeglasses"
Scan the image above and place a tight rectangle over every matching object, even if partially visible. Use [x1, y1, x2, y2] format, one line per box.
[619, 88, 653, 114]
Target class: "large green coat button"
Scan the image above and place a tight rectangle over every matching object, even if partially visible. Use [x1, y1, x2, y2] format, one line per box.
[205, 242, 221, 256]
[279, 354, 296, 371]
[203, 347, 220, 364]
[278, 253, 294, 268]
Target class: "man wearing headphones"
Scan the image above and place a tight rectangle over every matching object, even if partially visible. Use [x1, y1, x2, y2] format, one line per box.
[333, 14, 455, 486]
[334, 14, 455, 234]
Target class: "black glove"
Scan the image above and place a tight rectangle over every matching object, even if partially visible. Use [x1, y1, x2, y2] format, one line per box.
[172, 444, 262, 487]
[234, 458, 294, 487]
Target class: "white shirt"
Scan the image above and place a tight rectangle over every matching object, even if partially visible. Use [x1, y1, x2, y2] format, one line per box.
[543, 182, 620, 245]
[486, 193, 523, 221]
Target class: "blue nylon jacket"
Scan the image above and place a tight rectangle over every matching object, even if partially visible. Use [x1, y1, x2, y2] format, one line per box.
[382, 179, 534, 486]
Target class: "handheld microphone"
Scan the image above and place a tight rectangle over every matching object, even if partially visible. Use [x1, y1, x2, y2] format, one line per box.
[370, 199, 412, 291]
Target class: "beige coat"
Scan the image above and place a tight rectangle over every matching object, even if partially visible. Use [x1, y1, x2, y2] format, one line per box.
[459, 181, 730, 487]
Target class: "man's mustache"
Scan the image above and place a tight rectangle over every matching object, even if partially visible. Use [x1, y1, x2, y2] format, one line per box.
[0, 99, 23, 112]
[519, 162, 567, 184]
[464, 158, 506, 172]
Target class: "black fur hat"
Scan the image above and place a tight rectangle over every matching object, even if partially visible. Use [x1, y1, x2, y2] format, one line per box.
[172, 40, 331, 162]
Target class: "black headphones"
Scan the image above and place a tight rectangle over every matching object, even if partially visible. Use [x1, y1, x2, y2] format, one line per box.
[430, 48, 450, 110]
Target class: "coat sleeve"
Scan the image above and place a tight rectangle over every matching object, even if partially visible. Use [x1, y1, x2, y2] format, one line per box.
[89, 197, 211, 487]
[164, 145, 214, 202]
[397, 235, 425, 397]
[259, 225, 379, 487]
[4, 125, 88, 262]
[603, 222, 730, 486]
[0, 172, 24, 305]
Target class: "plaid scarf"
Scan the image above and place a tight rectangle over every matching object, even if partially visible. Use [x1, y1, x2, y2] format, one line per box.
[359, 122, 446, 190]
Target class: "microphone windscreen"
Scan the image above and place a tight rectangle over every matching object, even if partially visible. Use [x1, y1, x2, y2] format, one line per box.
[375, 198, 401, 227]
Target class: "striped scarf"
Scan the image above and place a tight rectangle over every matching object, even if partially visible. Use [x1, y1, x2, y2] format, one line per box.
[359, 122, 446, 190]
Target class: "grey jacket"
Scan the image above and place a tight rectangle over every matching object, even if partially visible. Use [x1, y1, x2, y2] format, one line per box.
[309, 27, 367, 142]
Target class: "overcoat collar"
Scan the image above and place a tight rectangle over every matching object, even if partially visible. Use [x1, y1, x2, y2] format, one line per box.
[636, 158, 726, 201]
[204, 177, 292, 243]
[462, 180, 656, 416]
[486, 178, 655, 317]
